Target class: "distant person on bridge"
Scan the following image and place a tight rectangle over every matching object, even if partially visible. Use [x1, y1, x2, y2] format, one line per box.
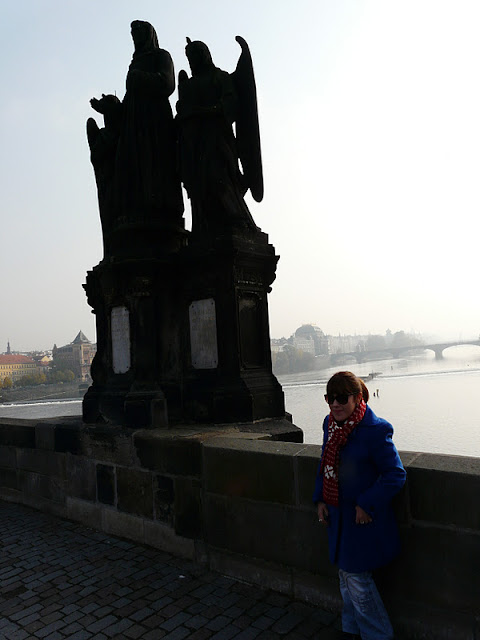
[313, 371, 406, 640]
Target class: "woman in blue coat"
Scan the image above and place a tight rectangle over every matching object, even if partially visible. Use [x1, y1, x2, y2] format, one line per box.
[313, 371, 406, 640]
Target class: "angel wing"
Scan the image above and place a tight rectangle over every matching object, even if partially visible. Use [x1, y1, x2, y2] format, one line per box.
[231, 36, 263, 203]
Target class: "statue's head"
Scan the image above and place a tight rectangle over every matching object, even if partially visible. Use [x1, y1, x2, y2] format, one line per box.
[185, 38, 213, 75]
[131, 21, 159, 52]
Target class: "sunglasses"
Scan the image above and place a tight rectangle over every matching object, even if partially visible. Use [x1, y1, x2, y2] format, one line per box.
[324, 393, 354, 405]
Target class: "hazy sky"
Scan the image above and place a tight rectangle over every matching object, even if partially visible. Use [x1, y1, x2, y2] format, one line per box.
[2, 0, 480, 351]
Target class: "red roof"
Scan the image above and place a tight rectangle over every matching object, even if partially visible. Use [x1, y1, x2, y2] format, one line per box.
[0, 355, 36, 364]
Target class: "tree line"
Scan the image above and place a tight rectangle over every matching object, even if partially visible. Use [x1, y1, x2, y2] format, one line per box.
[0, 369, 76, 390]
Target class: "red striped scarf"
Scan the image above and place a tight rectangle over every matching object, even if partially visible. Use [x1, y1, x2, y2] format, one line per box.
[320, 399, 367, 506]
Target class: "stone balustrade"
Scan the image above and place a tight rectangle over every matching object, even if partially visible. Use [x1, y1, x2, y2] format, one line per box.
[0, 416, 478, 639]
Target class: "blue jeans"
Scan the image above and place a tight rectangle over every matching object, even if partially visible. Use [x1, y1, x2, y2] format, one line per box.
[339, 569, 394, 640]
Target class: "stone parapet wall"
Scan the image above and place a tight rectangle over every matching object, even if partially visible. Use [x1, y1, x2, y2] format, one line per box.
[0, 417, 478, 639]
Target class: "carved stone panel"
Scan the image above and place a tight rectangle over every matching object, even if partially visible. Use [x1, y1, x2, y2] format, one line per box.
[189, 299, 218, 369]
[239, 293, 264, 367]
[111, 306, 131, 374]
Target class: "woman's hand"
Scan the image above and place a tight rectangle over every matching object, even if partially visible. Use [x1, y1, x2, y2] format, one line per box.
[355, 505, 372, 525]
[317, 502, 329, 525]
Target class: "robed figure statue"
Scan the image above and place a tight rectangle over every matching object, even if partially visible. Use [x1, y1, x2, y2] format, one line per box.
[87, 21, 184, 257]
[176, 36, 263, 237]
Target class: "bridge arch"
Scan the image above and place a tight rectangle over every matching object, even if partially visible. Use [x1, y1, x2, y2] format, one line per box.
[437, 342, 480, 359]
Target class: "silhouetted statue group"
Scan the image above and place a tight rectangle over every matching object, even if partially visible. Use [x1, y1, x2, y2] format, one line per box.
[87, 21, 263, 255]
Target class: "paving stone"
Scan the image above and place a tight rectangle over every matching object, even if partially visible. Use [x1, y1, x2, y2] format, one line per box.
[10, 603, 43, 621]
[142, 631, 167, 640]
[142, 613, 167, 629]
[160, 611, 193, 631]
[162, 628, 191, 640]
[39, 610, 64, 625]
[264, 605, 285, 620]
[86, 615, 119, 633]
[33, 619, 67, 638]
[61, 621, 84, 635]
[187, 630, 214, 640]
[110, 596, 132, 608]
[185, 614, 209, 630]
[213, 628, 242, 640]
[252, 615, 275, 631]
[130, 606, 156, 622]
[271, 611, 304, 635]
[0, 501, 346, 640]
[233, 630, 261, 640]
[231, 615, 254, 630]
[101, 617, 135, 637]
[9, 629, 31, 640]
[123, 624, 149, 639]
[43, 632, 65, 640]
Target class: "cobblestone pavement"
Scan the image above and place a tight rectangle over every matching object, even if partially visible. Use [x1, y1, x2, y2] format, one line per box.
[0, 501, 343, 640]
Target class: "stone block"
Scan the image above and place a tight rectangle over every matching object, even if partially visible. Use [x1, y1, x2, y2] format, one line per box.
[286, 507, 332, 574]
[116, 467, 154, 518]
[204, 493, 327, 571]
[35, 424, 55, 451]
[16, 449, 66, 479]
[0, 487, 22, 502]
[391, 480, 410, 526]
[0, 420, 35, 448]
[208, 548, 292, 595]
[134, 432, 202, 476]
[21, 493, 68, 519]
[398, 451, 421, 467]
[392, 525, 480, 614]
[144, 520, 195, 558]
[174, 476, 201, 538]
[407, 454, 480, 530]
[67, 497, 103, 530]
[19, 470, 66, 503]
[97, 464, 115, 505]
[83, 427, 135, 465]
[296, 446, 322, 506]
[292, 570, 340, 611]
[0, 446, 16, 469]
[203, 438, 299, 504]
[67, 455, 96, 501]
[54, 422, 83, 454]
[103, 508, 145, 544]
[389, 600, 476, 640]
[0, 466, 18, 489]
[154, 474, 174, 523]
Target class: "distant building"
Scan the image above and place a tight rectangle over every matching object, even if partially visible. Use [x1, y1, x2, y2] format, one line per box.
[292, 335, 316, 355]
[52, 331, 96, 381]
[31, 354, 52, 377]
[327, 334, 362, 354]
[294, 325, 329, 355]
[270, 338, 288, 353]
[0, 355, 38, 383]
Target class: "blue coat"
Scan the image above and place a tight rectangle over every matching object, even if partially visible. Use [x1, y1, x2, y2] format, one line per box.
[313, 406, 406, 573]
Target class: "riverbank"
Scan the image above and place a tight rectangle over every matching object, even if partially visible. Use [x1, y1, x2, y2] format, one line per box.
[0, 382, 83, 404]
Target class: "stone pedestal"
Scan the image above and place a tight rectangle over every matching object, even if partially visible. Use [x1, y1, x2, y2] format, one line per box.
[83, 255, 184, 428]
[181, 231, 285, 423]
[83, 229, 286, 429]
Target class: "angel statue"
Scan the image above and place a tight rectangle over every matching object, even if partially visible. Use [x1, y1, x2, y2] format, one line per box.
[176, 36, 263, 236]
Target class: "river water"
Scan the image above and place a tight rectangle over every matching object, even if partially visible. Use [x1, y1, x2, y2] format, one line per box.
[280, 345, 480, 458]
[1, 346, 479, 457]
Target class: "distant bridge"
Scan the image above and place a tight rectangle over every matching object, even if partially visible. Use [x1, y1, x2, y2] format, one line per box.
[329, 339, 480, 364]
